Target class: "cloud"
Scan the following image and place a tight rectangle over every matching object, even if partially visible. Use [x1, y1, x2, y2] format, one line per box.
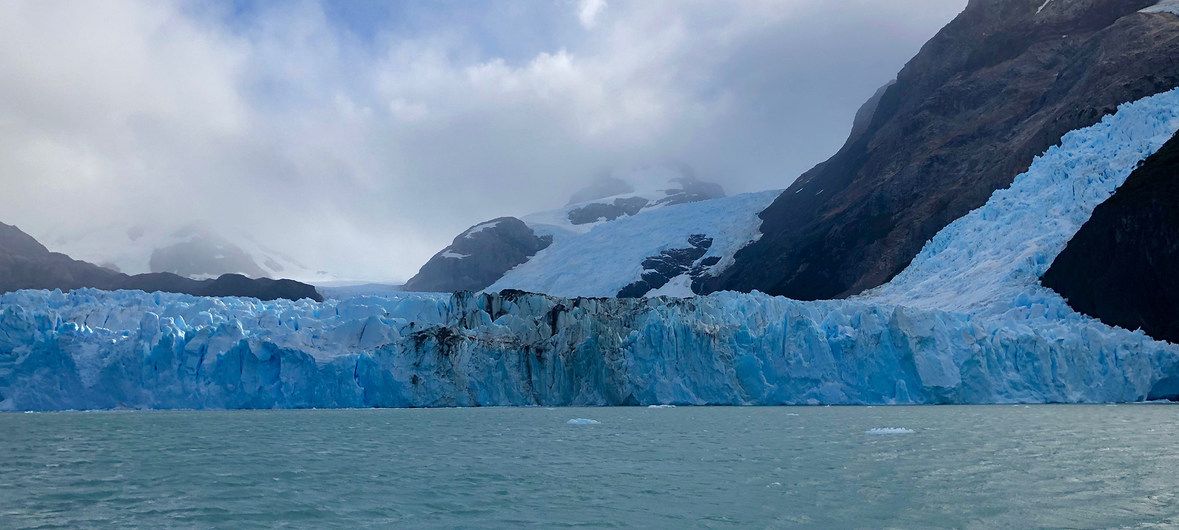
[578, 0, 608, 29]
[0, 0, 967, 282]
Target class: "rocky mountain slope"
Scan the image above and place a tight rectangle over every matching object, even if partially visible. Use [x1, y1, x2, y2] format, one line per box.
[0, 222, 322, 302]
[1042, 130, 1179, 342]
[705, 0, 1179, 300]
[402, 217, 553, 293]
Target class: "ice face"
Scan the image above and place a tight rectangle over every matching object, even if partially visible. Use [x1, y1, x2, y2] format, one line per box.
[2, 89, 1179, 411]
[1, 286, 1176, 410]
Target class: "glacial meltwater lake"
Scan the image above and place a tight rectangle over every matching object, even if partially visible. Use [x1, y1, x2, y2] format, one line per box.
[1, 405, 1177, 528]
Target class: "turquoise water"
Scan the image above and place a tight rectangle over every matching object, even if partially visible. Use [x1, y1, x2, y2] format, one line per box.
[1, 405, 1177, 528]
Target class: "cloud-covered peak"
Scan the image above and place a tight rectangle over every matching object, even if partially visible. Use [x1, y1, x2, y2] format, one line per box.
[0, 0, 966, 282]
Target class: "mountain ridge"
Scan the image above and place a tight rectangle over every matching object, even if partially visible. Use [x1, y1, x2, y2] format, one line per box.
[704, 0, 1179, 299]
[0, 222, 322, 302]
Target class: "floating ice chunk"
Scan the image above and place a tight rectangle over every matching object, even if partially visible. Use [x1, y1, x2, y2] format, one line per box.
[647, 404, 675, 409]
[566, 418, 601, 425]
[865, 427, 915, 435]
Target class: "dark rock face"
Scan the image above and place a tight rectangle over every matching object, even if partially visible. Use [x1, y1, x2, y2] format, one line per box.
[567, 197, 650, 225]
[617, 234, 714, 297]
[403, 217, 553, 293]
[149, 227, 268, 278]
[1042, 130, 1179, 343]
[0, 222, 322, 302]
[706, 0, 1179, 300]
[846, 80, 894, 147]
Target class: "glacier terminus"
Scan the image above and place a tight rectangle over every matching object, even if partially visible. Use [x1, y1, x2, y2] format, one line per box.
[2, 88, 1179, 411]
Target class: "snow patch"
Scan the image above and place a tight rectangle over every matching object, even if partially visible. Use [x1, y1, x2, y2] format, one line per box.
[462, 220, 502, 239]
[644, 274, 695, 299]
[439, 251, 469, 260]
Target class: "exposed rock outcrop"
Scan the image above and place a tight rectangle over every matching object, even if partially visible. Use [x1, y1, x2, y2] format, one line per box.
[403, 217, 552, 292]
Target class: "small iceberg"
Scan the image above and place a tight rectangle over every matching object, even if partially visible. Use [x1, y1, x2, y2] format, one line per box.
[566, 418, 600, 425]
[865, 427, 914, 435]
[647, 404, 675, 409]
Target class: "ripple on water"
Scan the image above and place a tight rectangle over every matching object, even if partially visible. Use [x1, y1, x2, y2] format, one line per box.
[0, 406, 1177, 527]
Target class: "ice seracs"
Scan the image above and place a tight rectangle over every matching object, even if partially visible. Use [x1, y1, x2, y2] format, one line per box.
[863, 87, 1179, 316]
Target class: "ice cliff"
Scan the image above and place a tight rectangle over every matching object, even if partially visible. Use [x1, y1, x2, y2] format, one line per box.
[2, 89, 1179, 410]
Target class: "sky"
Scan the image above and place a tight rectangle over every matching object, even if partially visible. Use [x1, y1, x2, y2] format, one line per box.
[0, 0, 967, 282]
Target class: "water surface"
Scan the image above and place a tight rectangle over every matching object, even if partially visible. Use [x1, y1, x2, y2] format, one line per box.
[2, 405, 1177, 528]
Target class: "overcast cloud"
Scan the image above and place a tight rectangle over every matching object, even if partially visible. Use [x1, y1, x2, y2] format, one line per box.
[0, 0, 966, 282]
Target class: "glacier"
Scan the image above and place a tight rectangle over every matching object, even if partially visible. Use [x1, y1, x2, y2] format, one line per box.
[2, 88, 1179, 411]
[490, 189, 781, 298]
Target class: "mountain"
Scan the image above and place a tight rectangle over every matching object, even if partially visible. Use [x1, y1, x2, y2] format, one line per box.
[5, 85, 1178, 410]
[404, 175, 755, 297]
[45, 224, 335, 283]
[704, 0, 1179, 300]
[6, 43, 1179, 411]
[402, 217, 553, 293]
[0, 222, 322, 302]
[1042, 129, 1179, 343]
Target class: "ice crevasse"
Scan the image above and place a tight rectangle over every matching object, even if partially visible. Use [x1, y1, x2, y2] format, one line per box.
[2, 88, 1179, 410]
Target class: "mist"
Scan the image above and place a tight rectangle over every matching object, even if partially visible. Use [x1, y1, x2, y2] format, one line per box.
[0, 0, 966, 282]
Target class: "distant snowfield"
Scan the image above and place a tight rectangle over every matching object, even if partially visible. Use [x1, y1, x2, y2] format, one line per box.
[490, 190, 781, 297]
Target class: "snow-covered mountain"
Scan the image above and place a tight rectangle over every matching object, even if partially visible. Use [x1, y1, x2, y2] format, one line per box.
[494, 190, 778, 297]
[43, 224, 336, 283]
[707, 0, 1179, 300]
[404, 174, 772, 297]
[4, 88, 1179, 410]
[4, 0, 1179, 410]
